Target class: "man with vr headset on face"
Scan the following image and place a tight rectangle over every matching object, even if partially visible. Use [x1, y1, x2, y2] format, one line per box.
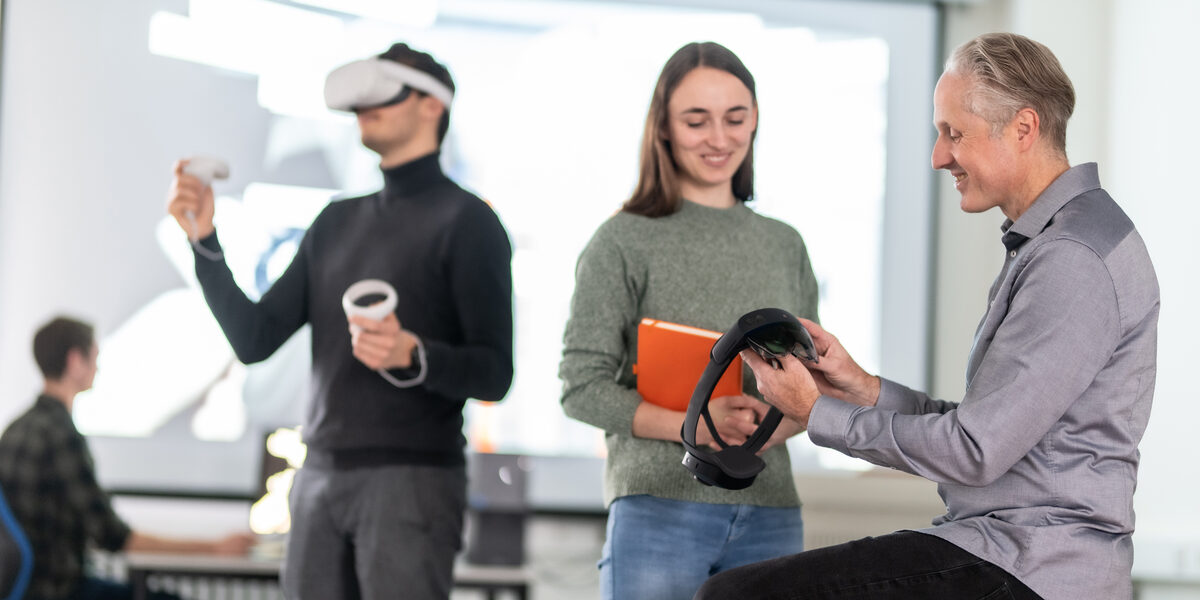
[166, 43, 514, 600]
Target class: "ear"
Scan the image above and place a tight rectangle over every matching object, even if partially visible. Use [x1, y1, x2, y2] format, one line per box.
[419, 95, 446, 122]
[1012, 107, 1040, 152]
[63, 347, 85, 376]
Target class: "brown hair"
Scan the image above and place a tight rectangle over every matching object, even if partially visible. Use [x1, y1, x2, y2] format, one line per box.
[33, 316, 94, 380]
[379, 42, 455, 143]
[623, 42, 757, 218]
[946, 33, 1075, 158]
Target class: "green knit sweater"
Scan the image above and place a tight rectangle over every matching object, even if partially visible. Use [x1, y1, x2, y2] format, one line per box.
[559, 199, 820, 507]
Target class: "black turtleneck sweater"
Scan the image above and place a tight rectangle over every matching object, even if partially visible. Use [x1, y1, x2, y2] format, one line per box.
[193, 152, 513, 466]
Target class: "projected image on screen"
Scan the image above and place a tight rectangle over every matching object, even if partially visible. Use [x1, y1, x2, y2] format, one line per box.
[64, 0, 912, 497]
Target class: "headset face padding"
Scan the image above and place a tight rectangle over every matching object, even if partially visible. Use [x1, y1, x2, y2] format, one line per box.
[680, 308, 812, 490]
[683, 446, 769, 490]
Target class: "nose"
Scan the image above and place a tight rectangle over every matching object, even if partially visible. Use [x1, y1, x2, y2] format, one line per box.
[706, 122, 730, 150]
[931, 134, 953, 171]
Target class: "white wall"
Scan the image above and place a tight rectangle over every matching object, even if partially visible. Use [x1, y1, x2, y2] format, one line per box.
[0, 0, 282, 426]
[938, 0, 1200, 588]
[1106, 0, 1200, 574]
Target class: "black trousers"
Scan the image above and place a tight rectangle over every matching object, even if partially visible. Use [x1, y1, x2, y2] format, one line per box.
[694, 531, 1043, 600]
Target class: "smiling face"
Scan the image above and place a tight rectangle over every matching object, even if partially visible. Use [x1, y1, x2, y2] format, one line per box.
[931, 71, 1025, 218]
[666, 66, 757, 206]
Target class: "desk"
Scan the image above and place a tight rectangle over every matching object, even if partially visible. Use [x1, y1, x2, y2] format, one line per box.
[453, 563, 532, 600]
[125, 552, 530, 600]
[126, 552, 279, 600]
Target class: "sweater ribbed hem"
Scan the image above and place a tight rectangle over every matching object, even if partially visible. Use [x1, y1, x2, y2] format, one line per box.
[601, 434, 801, 508]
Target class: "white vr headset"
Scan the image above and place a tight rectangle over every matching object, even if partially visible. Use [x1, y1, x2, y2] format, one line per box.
[324, 58, 454, 113]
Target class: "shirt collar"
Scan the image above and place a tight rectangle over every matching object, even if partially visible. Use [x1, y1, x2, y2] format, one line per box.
[35, 393, 70, 416]
[1000, 162, 1102, 251]
[380, 151, 446, 200]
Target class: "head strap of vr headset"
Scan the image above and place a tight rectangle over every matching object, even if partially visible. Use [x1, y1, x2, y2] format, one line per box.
[375, 59, 454, 107]
[680, 308, 797, 490]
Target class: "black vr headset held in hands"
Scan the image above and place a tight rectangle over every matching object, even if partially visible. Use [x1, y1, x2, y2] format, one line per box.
[681, 308, 818, 490]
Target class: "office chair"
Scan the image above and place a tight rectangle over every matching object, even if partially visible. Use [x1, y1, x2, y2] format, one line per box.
[0, 485, 32, 600]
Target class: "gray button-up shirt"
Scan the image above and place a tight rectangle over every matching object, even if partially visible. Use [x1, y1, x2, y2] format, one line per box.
[809, 163, 1159, 600]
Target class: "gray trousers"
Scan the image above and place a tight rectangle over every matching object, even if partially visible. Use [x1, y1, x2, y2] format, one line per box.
[281, 463, 467, 600]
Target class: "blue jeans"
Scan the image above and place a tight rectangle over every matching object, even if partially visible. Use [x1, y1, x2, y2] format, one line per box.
[600, 495, 803, 600]
[695, 530, 1043, 599]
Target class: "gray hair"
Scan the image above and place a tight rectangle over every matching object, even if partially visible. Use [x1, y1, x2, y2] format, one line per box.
[945, 33, 1075, 157]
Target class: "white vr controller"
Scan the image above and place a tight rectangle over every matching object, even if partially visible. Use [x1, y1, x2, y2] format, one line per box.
[180, 155, 229, 254]
[342, 279, 398, 334]
[183, 155, 230, 186]
[341, 279, 426, 389]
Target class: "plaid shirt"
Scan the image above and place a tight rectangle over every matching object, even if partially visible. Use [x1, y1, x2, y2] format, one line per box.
[0, 395, 130, 599]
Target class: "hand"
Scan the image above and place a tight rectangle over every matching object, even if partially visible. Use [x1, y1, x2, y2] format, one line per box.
[165, 159, 216, 240]
[796, 318, 879, 407]
[210, 532, 256, 556]
[349, 313, 419, 370]
[741, 350, 822, 429]
[696, 394, 761, 449]
[721, 400, 807, 454]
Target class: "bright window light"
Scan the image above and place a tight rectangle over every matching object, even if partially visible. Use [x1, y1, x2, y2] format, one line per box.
[148, 0, 344, 76]
[289, 0, 438, 27]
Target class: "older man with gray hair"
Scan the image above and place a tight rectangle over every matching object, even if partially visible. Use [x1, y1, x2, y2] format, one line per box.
[695, 32, 1158, 600]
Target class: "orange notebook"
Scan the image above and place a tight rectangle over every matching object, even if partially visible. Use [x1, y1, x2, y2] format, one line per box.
[633, 318, 743, 412]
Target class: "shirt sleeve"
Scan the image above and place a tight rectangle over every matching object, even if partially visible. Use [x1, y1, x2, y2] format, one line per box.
[53, 429, 130, 553]
[559, 224, 645, 435]
[808, 240, 1120, 485]
[193, 231, 309, 364]
[419, 202, 515, 401]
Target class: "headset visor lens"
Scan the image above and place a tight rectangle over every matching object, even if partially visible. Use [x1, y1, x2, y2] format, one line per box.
[354, 85, 413, 112]
[746, 321, 816, 367]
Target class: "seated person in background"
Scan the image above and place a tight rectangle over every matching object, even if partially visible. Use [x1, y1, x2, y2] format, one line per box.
[0, 316, 254, 600]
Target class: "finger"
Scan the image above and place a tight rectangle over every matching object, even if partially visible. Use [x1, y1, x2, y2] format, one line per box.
[728, 407, 756, 423]
[802, 352, 842, 376]
[713, 394, 759, 410]
[746, 400, 773, 420]
[352, 345, 386, 369]
[173, 159, 187, 177]
[779, 354, 822, 392]
[169, 189, 202, 213]
[172, 179, 206, 204]
[176, 170, 208, 190]
[352, 332, 396, 356]
[347, 315, 394, 334]
[739, 349, 773, 377]
[777, 352, 807, 372]
[726, 417, 759, 437]
[167, 197, 202, 224]
[796, 318, 835, 355]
